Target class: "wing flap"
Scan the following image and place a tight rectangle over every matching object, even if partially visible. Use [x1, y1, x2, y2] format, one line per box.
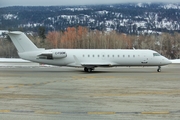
[81, 63, 114, 67]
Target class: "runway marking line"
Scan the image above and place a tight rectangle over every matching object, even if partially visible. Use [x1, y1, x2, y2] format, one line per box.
[8, 86, 15, 88]
[18, 85, 24, 87]
[0, 87, 4, 90]
[141, 111, 170, 114]
[88, 112, 116, 115]
[0, 110, 10, 113]
[0, 109, 179, 115]
[35, 110, 61, 115]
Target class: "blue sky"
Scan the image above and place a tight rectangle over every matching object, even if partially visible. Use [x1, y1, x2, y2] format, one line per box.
[0, 0, 180, 7]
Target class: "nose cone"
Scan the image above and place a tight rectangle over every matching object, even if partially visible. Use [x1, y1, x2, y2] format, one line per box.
[163, 58, 172, 65]
[166, 59, 172, 64]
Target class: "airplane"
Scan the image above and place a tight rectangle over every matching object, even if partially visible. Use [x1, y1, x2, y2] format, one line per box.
[7, 31, 171, 72]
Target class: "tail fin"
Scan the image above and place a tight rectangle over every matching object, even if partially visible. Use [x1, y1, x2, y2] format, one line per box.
[7, 31, 38, 53]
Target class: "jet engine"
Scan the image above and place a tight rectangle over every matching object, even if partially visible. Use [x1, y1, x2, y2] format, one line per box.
[37, 51, 67, 59]
[52, 51, 67, 59]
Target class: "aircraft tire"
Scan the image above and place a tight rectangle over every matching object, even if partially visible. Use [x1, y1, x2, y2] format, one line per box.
[157, 69, 161, 72]
[84, 67, 88, 72]
[84, 67, 94, 72]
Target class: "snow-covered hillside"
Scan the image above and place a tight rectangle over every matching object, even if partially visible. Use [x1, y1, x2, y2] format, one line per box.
[0, 3, 180, 34]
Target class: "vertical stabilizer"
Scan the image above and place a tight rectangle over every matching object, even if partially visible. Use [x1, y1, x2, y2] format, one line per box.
[7, 31, 38, 53]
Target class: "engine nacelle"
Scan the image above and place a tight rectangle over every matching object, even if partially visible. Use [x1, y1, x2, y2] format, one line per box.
[37, 51, 67, 59]
[52, 51, 67, 59]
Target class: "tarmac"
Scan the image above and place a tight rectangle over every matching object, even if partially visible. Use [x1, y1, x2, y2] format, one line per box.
[0, 64, 180, 120]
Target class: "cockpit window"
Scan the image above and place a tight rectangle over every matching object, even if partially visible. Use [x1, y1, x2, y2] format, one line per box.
[153, 53, 161, 57]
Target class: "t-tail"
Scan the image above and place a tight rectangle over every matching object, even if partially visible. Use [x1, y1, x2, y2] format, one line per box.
[7, 31, 39, 53]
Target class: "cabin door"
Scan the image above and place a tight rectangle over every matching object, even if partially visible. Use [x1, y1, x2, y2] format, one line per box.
[141, 53, 148, 64]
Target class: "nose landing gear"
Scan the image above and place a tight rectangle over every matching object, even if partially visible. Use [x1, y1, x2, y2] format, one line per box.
[157, 66, 161, 72]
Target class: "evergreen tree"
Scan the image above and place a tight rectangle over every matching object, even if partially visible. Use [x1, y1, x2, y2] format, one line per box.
[38, 26, 46, 40]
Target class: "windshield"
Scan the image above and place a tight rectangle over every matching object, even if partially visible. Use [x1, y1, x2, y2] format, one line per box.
[153, 53, 161, 57]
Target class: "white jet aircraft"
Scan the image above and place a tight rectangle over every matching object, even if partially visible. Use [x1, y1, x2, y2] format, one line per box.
[7, 31, 171, 72]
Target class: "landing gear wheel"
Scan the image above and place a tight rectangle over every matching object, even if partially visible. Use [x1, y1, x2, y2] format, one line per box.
[84, 67, 94, 73]
[88, 68, 92, 72]
[157, 66, 161, 72]
[84, 67, 88, 72]
[157, 69, 161, 72]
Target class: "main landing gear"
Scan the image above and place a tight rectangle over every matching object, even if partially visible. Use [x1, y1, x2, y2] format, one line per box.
[84, 67, 94, 72]
[157, 66, 161, 72]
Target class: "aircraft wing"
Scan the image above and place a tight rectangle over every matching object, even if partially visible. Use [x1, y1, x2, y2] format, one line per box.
[81, 63, 114, 67]
[72, 55, 115, 67]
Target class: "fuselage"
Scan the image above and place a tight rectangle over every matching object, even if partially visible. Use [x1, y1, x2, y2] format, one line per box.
[7, 31, 171, 72]
[18, 49, 171, 67]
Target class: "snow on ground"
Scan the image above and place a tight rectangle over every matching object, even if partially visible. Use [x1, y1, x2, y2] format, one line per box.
[0, 30, 8, 35]
[170, 59, 180, 64]
[0, 30, 8, 38]
[0, 58, 53, 67]
[0, 58, 30, 63]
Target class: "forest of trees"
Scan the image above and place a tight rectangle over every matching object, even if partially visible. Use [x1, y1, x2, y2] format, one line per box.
[1, 4, 180, 34]
[0, 26, 180, 59]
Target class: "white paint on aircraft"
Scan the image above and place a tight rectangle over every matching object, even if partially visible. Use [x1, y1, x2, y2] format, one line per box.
[6, 31, 172, 72]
